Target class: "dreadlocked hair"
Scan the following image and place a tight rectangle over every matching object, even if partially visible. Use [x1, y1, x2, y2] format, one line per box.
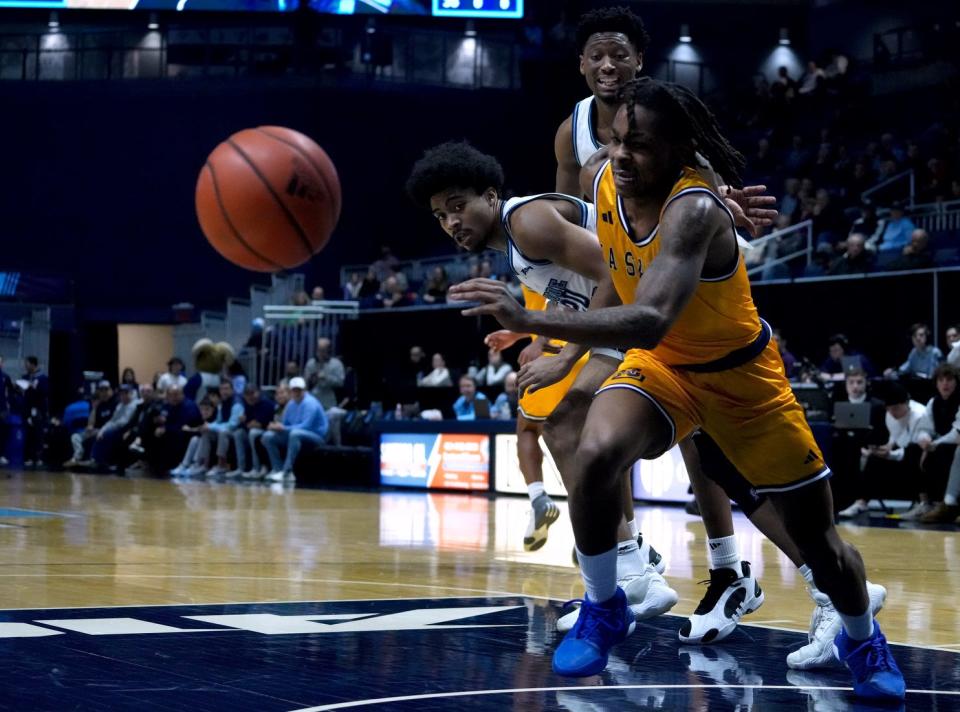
[406, 141, 504, 208]
[618, 77, 745, 188]
[576, 6, 650, 55]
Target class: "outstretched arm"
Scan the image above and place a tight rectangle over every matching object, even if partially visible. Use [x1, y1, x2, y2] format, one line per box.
[449, 194, 721, 349]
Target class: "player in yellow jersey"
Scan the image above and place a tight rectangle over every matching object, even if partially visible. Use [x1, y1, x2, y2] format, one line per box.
[450, 78, 904, 702]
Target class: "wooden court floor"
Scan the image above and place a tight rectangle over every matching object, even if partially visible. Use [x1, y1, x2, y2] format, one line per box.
[1, 469, 958, 652]
[4, 471, 960, 710]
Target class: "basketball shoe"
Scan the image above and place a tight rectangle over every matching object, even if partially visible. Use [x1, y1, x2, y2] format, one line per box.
[553, 587, 635, 677]
[524, 493, 560, 552]
[678, 561, 763, 644]
[834, 622, 905, 701]
[557, 563, 678, 632]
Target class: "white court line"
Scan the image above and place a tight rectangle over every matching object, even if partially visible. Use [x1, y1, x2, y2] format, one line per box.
[0, 506, 79, 517]
[288, 684, 960, 711]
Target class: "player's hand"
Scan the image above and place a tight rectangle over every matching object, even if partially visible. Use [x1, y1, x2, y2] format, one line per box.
[518, 355, 571, 395]
[720, 184, 777, 238]
[518, 338, 546, 366]
[449, 279, 530, 332]
[484, 330, 523, 353]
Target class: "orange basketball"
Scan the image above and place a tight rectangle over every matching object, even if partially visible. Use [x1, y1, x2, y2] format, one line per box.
[195, 126, 341, 272]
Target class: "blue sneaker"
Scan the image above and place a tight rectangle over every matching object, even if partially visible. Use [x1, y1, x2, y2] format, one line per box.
[552, 587, 635, 677]
[833, 622, 905, 701]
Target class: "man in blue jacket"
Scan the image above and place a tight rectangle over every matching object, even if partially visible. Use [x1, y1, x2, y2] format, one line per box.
[202, 378, 245, 478]
[261, 377, 327, 483]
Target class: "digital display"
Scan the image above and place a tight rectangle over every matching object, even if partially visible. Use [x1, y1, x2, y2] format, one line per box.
[630, 444, 690, 503]
[432, 0, 522, 18]
[494, 434, 567, 497]
[380, 433, 490, 491]
[0, 0, 522, 13]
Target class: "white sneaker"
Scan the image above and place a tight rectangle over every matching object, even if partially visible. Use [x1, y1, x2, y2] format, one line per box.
[678, 561, 764, 644]
[169, 465, 188, 477]
[223, 468, 243, 479]
[786, 581, 887, 670]
[186, 464, 208, 477]
[556, 565, 678, 632]
[240, 469, 261, 480]
[523, 494, 560, 552]
[206, 465, 229, 477]
[637, 534, 666, 574]
[838, 500, 869, 518]
[265, 470, 294, 482]
[899, 501, 934, 520]
[0, 456, 9, 467]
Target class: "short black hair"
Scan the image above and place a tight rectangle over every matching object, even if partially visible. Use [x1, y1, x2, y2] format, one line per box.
[26, 355, 38, 367]
[883, 382, 910, 407]
[576, 6, 650, 55]
[406, 141, 504, 209]
[827, 334, 848, 350]
[167, 356, 185, 369]
[910, 322, 930, 338]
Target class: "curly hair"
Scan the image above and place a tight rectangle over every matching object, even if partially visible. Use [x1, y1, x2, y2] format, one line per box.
[576, 6, 650, 55]
[406, 141, 505, 208]
[619, 77, 745, 188]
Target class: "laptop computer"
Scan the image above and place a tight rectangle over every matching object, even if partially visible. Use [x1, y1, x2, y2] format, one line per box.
[792, 384, 832, 421]
[834, 401, 872, 430]
[840, 355, 863, 373]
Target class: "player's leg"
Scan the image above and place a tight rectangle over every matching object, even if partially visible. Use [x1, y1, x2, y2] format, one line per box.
[515, 414, 559, 552]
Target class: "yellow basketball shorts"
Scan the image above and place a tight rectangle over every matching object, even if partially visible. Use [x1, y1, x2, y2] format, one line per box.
[597, 342, 828, 493]
[518, 351, 590, 421]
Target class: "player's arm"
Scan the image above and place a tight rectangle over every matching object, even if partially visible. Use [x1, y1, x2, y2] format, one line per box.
[508, 202, 607, 284]
[579, 149, 608, 201]
[554, 118, 582, 196]
[450, 195, 721, 349]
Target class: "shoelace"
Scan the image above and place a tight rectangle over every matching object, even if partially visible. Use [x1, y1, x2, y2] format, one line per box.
[692, 569, 737, 615]
[561, 598, 622, 641]
[863, 635, 896, 674]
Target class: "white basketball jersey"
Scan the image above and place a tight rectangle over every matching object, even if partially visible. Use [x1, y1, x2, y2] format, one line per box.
[501, 194, 598, 312]
[571, 96, 604, 168]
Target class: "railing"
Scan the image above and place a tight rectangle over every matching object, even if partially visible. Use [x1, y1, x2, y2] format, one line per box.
[339, 251, 511, 292]
[745, 220, 814, 280]
[861, 169, 915, 208]
[258, 301, 358, 388]
[907, 200, 960, 233]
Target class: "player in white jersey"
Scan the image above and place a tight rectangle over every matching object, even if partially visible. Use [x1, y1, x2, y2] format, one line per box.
[407, 140, 679, 623]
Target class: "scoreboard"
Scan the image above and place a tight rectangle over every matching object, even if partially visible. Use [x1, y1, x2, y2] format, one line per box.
[433, 0, 522, 18]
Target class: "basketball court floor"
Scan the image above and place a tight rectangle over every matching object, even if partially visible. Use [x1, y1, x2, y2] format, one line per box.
[2, 471, 959, 710]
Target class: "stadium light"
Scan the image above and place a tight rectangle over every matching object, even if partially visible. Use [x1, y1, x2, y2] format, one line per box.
[148, 13, 159, 30]
[465, 20, 477, 38]
[679, 24, 691, 43]
[366, 18, 376, 34]
[779, 27, 790, 46]
[47, 11, 59, 30]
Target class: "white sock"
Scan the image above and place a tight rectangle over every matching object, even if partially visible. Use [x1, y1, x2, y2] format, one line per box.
[627, 518, 639, 538]
[798, 564, 821, 594]
[616, 539, 647, 579]
[527, 481, 545, 502]
[576, 545, 618, 604]
[945, 493, 958, 506]
[707, 535, 742, 576]
[839, 609, 875, 642]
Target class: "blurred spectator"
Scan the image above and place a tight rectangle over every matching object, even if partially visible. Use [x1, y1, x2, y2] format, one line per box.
[202, 378, 245, 477]
[828, 233, 874, 275]
[820, 334, 876, 380]
[21, 356, 49, 467]
[848, 204, 881, 243]
[751, 138, 776, 179]
[121, 368, 139, 394]
[498, 273, 524, 300]
[262, 377, 328, 482]
[65, 380, 115, 468]
[492, 372, 519, 420]
[401, 346, 427, 390]
[770, 65, 797, 101]
[479, 259, 495, 279]
[811, 189, 847, 249]
[343, 272, 363, 300]
[148, 385, 202, 472]
[291, 290, 310, 307]
[872, 203, 917, 253]
[284, 360, 302, 380]
[419, 353, 452, 387]
[780, 178, 801, 224]
[785, 135, 811, 174]
[453, 375, 489, 421]
[371, 245, 401, 281]
[838, 382, 926, 518]
[843, 162, 875, 202]
[378, 275, 416, 308]
[798, 60, 824, 96]
[229, 383, 277, 479]
[124, 383, 160, 473]
[359, 267, 380, 299]
[170, 397, 217, 477]
[475, 347, 514, 388]
[422, 266, 450, 305]
[44, 388, 91, 469]
[157, 358, 188, 392]
[886, 323, 943, 379]
[304, 337, 345, 409]
[946, 325, 960, 367]
[913, 365, 960, 522]
[311, 286, 325, 301]
[90, 384, 141, 470]
[772, 328, 796, 378]
[0, 356, 13, 466]
[888, 229, 933, 271]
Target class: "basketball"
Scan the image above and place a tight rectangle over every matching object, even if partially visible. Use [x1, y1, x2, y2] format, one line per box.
[195, 126, 341, 272]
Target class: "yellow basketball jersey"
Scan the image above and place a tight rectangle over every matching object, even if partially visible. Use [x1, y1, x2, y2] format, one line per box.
[594, 162, 762, 366]
[521, 284, 547, 312]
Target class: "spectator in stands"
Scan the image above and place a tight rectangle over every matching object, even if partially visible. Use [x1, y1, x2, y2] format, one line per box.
[311, 286, 325, 301]
[202, 378, 245, 477]
[261, 376, 327, 483]
[229, 383, 276, 479]
[359, 267, 380, 301]
[872, 202, 917, 253]
[475, 347, 514, 388]
[453, 375, 489, 421]
[170, 397, 217, 477]
[771, 65, 797, 101]
[371, 245, 400, 281]
[780, 178, 801, 224]
[498, 273, 524, 300]
[772, 328, 797, 378]
[888, 229, 933, 271]
[828, 233, 873, 275]
[785, 135, 811, 174]
[291, 290, 310, 307]
[848, 204, 880, 243]
[0, 356, 13, 467]
[246, 382, 290, 478]
[64, 381, 116, 468]
[830, 367, 889, 508]
[377, 275, 415, 308]
[751, 138, 776, 180]
[911, 365, 960, 522]
[843, 162, 875, 203]
[820, 334, 876, 380]
[44, 388, 91, 469]
[421, 266, 450, 305]
[886, 323, 943, 379]
[304, 337, 345, 410]
[148, 385, 202, 472]
[343, 272, 363, 300]
[124, 383, 159, 473]
[401, 346, 427, 390]
[120, 368, 139, 394]
[90, 384, 141, 471]
[946, 325, 960, 367]
[419, 353, 452, 387]
[492, 372, 519, 420]
[21, 355, 49, 468]
[811, 189, 847, 249]
[839, 382, 926, 518]
[157, 357, 187, 392]
[284, 360, 302, 380]
[798, 60, 825, 96]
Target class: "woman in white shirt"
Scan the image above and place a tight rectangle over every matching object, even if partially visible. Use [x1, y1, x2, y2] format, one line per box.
[157, 357, 188, 392]
[418, 353, 452, 388]
[475, 347, 514, 388]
